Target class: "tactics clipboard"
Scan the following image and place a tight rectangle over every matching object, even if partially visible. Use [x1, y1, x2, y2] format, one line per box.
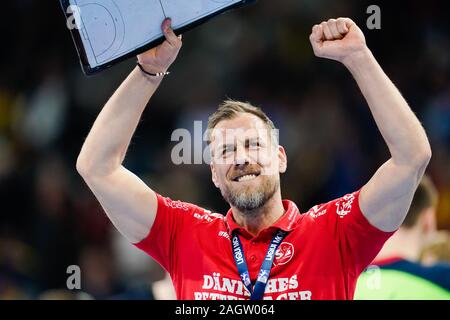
[60, 0, 257, 75]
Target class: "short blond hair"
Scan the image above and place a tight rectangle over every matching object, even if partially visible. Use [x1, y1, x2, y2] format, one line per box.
[403, 175, 438, 228]
[420, 231, 450, 264]
[206, 99, 278, 145]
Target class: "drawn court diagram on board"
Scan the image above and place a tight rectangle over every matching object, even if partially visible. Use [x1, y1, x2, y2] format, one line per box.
[70, 0, 242, 68]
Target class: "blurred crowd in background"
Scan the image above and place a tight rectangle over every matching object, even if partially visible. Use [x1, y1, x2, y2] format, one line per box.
[0, 0, 449, 299]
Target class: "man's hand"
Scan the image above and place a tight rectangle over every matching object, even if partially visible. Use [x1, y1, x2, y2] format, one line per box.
[309, 18, 367, 64]
[137, 18, 182, 74]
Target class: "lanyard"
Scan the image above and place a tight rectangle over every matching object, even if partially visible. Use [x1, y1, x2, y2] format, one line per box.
[231, 229, 287, 300]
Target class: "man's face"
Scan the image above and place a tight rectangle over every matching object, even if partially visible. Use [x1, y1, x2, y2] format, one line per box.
[209, 113, 287, 213]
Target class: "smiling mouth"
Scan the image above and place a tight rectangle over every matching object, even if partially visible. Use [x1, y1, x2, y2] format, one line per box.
[232, 172, 261, 182]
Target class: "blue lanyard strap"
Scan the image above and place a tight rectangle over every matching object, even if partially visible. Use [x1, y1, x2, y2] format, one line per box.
[231, 229, 288, 300]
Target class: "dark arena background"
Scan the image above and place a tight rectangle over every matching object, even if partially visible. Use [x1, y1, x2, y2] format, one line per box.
[0, 0, 449, 302]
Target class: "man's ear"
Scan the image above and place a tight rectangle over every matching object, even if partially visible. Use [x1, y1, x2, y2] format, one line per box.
[420, 207, 437, 235]
[278, 145, 287, 174]
[210, 163, 220, 188]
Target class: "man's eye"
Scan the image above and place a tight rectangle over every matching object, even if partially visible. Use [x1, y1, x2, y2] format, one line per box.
[249, 141, 260, 148]
[222, 146, 234, 156]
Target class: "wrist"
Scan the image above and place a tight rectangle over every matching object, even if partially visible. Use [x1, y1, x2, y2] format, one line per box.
[341, 47, 373, 71]
[137, 60, 170, 76]
[133, 66, 163, 85]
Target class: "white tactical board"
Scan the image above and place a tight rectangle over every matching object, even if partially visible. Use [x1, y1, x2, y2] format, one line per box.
[61, 0, 253, 74]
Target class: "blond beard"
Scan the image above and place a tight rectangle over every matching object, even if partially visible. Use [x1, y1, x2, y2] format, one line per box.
[221, 175, 279, 214]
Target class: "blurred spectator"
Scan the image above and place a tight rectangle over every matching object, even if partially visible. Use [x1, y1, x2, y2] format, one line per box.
[355, 176, 450, 299]
[78, 245, 123, 299]
[32, 154, 80, 291]
[38, 289, 93, 300]
[110, 230, 166, 300]
[0, 235, 38, 299]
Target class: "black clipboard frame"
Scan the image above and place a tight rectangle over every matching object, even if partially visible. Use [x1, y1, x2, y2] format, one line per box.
[60, 0, 257, 75]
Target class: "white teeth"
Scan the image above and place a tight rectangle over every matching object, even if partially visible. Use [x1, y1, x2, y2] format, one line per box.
[237, 174, 257, 182]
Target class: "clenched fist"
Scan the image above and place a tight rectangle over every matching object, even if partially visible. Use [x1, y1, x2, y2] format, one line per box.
[309, 18, 367, 64]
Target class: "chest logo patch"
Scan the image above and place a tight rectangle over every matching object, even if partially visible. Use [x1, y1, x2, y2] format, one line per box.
[273, 242, 294, 266]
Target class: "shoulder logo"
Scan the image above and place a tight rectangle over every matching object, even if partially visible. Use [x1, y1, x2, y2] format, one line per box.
[193, 211, 224, 223]
[273, 242, 294, 266]
[208, 211, 225, 220]
[164, 198, 190, 211]
[308, 205, 327, 218]
[193, 212, 213, 222]
[335, 192, 356, 218]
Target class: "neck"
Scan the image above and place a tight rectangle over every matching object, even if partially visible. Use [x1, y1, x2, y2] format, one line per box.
[231, 191, 285, 236]
[375, 227, 423, 262]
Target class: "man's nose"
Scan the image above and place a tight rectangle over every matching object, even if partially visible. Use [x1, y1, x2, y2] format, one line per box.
[234, 145, 250, 165]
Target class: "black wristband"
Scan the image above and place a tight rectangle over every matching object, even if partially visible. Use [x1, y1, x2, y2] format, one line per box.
[137, 62, 170, 77]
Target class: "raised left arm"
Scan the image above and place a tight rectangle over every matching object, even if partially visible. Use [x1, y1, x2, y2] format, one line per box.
[310, 18, 431, 232]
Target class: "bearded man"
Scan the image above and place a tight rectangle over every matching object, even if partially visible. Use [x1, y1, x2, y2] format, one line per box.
[76, 17, 431, 300]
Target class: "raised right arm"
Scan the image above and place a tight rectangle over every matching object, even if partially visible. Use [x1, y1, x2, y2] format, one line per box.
[76, 18, 182, 243]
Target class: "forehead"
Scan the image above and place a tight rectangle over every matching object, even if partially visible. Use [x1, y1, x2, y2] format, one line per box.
[210, 113, 270, 144]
